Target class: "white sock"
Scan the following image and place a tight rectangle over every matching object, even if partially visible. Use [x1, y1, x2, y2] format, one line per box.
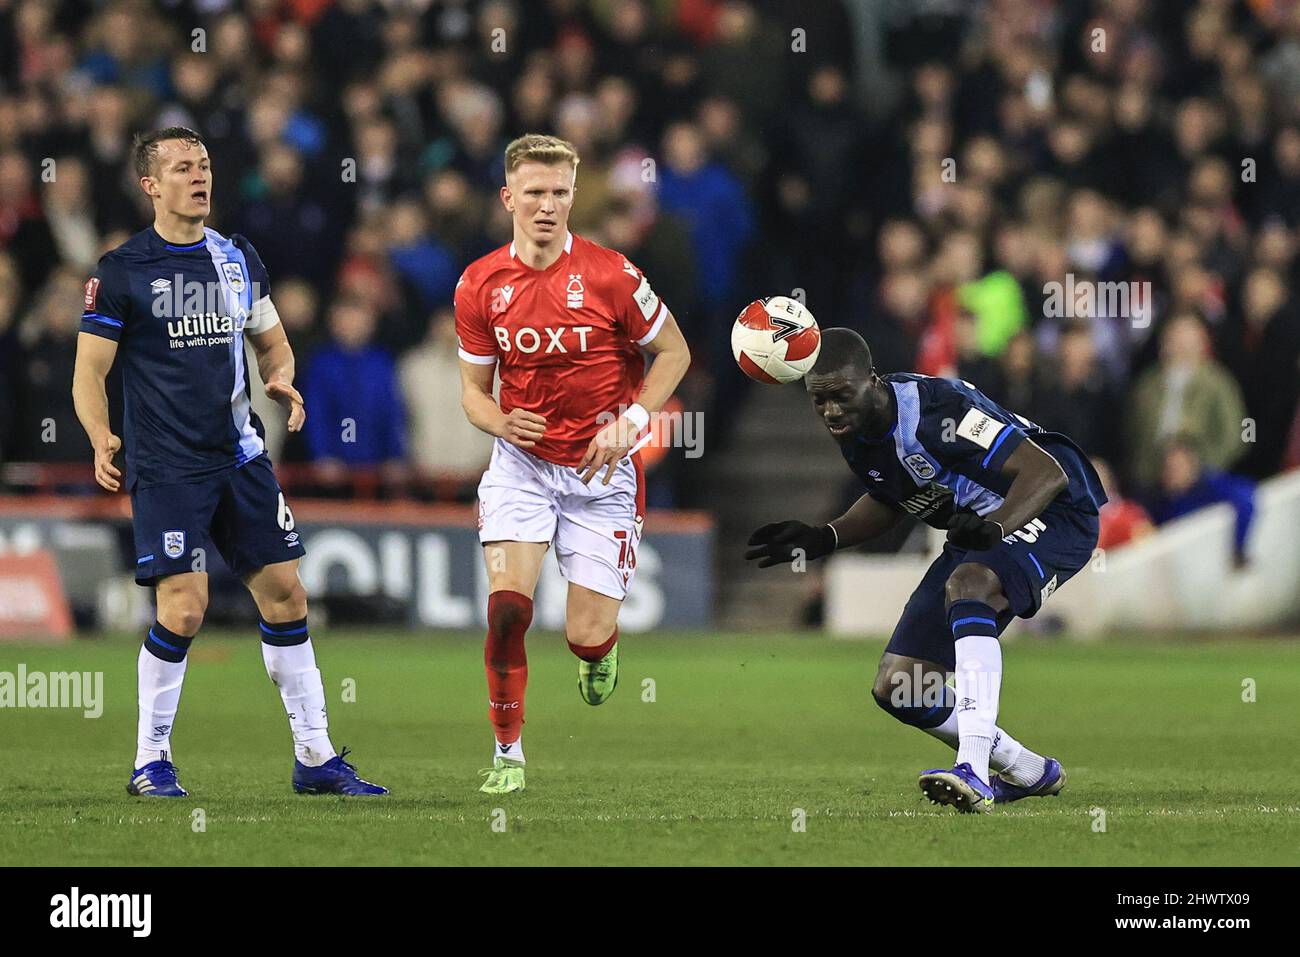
[1001, 745, 1047, 786]
[954, 634, 1002, 783]
[495, 736, 524, 764]
[136, 644, 187, 769]
[921, 708, 1039, 776]
[261, 638, 336, 767]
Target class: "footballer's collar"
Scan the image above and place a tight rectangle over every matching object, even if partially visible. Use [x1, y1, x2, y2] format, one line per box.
[509, 229, 573, 261]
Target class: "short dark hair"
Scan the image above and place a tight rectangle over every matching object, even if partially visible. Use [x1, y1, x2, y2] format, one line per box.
[811, 327, 874, 378]
[132, 127, 205, 178]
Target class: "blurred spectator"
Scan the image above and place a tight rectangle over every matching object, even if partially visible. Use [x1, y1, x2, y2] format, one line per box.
[1219, 266, 1300, 479]
[0, 149, 57, 292]
[1032, 322, 1121, 462]
[0, 0, 1296, 512]
[1147, 437, 1257, 566]
[1126, 314, 1247, 490]
[655, 120, 754, 314]
[398, 308, 493, 478]
[0, 253, 20, 463]
[42, 157, 99, 271]
[10, 266, 92, 463]
[1093, 458, 1154, 551]
[302, 297, 406, 481]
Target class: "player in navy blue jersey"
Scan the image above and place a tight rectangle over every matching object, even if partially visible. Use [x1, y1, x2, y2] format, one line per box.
[72, 127, 386, 798]
[746, 328, 1107, 813]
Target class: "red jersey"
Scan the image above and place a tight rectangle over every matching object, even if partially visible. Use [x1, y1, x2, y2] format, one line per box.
[455, 231, 669, 466]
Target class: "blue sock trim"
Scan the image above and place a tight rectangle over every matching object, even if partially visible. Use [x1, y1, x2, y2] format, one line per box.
[948, 599, 1000, 639]
[260, 617, 309, 646]
[144, 622, 193, 662]
[873, 681, 954, 729]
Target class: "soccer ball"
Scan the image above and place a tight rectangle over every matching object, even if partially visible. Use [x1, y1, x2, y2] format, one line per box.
[731, 296, 822, 384]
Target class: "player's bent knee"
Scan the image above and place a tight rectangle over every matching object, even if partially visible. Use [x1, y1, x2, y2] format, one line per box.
[944, 563, 1003, 608]
[564, 618, 608, 648]
[487, 592, 533, 637]
[156, 588, 207, 637]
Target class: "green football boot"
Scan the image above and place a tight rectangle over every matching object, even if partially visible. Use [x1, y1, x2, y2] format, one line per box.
[577, 642, 619, 705]
[478, 756, 525, 794]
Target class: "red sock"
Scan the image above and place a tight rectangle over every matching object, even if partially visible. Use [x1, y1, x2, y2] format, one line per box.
[485, 590, 532, 745]
[568, 627, 617, 662]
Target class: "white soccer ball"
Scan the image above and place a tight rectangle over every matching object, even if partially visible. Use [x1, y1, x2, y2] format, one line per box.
[731, 296, 822, 384]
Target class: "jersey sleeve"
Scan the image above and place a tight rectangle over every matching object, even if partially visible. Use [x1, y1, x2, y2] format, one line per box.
[920, 380, 1028, 477]
[79, 256, 132, 341]
[610, 257, 668, 346]
[234, 235, 281, 335]
[454, 271, 498, 365]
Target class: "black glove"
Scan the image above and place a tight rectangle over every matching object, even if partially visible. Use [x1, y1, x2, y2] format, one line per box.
[745, 521, 838, 568]
[946, 512, 1005, 550]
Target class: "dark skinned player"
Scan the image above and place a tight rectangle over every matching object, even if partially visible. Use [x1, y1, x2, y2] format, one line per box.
[746, 329, 1106, 813]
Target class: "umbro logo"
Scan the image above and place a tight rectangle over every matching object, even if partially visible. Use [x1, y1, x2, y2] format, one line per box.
[958, 696, 976, 712]
[867, 469, 883, 482]
[150, 278, 172, 292]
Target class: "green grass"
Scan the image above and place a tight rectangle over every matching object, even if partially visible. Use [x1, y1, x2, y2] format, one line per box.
[1, 630, 1298, 866]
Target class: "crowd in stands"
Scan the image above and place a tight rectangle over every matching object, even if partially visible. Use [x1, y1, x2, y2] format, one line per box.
[1, 0, 1296, 545]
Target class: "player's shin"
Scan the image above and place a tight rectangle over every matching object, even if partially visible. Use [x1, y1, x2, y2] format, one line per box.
[949, 601, 1003, 784]
[136, 622, 192, 768]
[260, 618, 336, 767]
[485, 590, 532, 762]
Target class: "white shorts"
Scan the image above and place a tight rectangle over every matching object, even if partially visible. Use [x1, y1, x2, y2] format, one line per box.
[476, 438, 645, 600]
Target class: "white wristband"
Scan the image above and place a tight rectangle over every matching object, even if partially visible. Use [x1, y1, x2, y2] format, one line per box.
[623, 403, 650, 432]
[826, 523, 840, 550]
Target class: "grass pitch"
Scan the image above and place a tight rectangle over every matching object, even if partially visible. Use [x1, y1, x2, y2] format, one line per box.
[1, 630, 1297, 866]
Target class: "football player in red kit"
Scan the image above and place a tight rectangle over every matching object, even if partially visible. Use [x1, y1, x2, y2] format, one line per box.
[456, 134, 691, 793]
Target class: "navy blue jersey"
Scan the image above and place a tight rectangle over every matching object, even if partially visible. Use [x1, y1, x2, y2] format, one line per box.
[839, 373, 1106, 528]
[80, 226, 281, 490]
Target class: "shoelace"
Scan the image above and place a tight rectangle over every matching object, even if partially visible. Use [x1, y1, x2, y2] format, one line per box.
[333, 747, 359, 776]
[151, 761, 180, 784]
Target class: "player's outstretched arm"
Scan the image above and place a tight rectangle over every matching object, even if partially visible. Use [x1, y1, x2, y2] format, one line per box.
[72, 331, 122, 492]
[458, 358, 545, 449]
[248, 323, 305, 432]
[745, 493, 902, 568]
[946, 439, 1068, 550]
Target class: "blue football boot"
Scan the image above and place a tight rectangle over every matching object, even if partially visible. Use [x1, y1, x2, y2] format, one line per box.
[991, 758, 1066, 804]
[127, 758, 188, 797]
[292, 747, 388, 796]
[919, 762, 995, 814]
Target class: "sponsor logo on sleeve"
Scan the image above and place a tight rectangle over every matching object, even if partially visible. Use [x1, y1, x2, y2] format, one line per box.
[83, 277, 100, 309]
[633, 274, 660, 320]
[956, 408, 1005, 450]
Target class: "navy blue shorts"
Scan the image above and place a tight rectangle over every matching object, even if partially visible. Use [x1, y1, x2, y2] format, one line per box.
[131, 454, 304, 585]
[885, 500, 1100, 669]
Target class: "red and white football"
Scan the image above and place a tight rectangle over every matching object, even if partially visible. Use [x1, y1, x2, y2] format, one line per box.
[730, 296, 822, 384]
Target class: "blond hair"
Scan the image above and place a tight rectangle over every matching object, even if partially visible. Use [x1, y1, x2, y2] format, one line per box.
[504, 133, 580, 176]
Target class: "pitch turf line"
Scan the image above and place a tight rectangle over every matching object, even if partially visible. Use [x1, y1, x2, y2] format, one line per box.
[0, 631, 1297, 866]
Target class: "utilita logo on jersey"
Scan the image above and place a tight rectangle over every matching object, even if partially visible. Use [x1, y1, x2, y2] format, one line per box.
[152, 274, 258, 349]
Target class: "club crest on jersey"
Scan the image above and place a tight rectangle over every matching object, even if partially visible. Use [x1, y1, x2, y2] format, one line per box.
[221, 262, 246, 293]
[163, 530, 186, 560]
[904, 453, 936, 480]
[490, 285, 515, 316]
[566, 274, 585, 309]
